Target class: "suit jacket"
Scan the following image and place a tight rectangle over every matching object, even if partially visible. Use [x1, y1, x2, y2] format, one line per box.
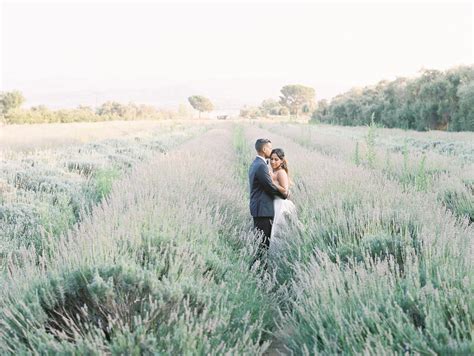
[249, 157, 286, 217]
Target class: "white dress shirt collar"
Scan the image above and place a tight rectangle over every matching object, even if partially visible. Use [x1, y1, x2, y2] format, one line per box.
[256, 155, 267, 163]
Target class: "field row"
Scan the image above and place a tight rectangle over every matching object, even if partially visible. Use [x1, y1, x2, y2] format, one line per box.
[240, 123, 472, 354]
[0, 125, 277, 354]
[0, 123, 207, 272]
[0, 122, 472, 354]
[264, 122, 474, 224]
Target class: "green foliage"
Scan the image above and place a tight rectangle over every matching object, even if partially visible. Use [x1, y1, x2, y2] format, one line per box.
[365, 114, 377, 168]
[454, 81, 474, 131]
[401, 139, 410, 187]
[279, 84, 316, 118]
[353, 141, 361, 166]
[239, 105, 263, 119]
[0, 203, 43, 250]
[415, 155, 429, 192]
[66, 160, 100, 176]
[4, 102, 183, 124]
[91, 168, 121, 201]
[0, 90, 25, 114]
[335, 231, 406, 268]
[187, 95, 214, 117]
[310, 99, 329, 123]
[37, 193, 77, 237]
[312, 65, 474, 131]
[259, 98, 286, 116]
[1, 263, 211, 353]
[439, 188, 474, 223]
[232, 125, 250, 185]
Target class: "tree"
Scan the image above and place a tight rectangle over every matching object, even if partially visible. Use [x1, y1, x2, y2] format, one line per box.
[259, 98, 283, 116]
[308, 65, 474, 131]
[240, 105, 262, 119]
[311, 99, 328, 122]
[0, 90, 25, 114]
[415, 69, 447, 130]
[454, 82, 474, 131]
[96, 101, 127, 118]
[279, 84, 315, 118]
[188, 95, 214, 118]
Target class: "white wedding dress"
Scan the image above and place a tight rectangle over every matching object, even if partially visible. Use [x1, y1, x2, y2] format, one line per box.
[271, 196, 297, 240]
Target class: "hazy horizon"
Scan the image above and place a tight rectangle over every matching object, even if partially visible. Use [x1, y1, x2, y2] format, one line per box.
[1, 1, 473, 110]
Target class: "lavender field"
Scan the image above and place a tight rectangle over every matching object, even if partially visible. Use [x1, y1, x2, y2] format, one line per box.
[0, 120, 472, 354]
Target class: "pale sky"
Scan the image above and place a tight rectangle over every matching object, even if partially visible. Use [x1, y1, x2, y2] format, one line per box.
[1, 0, 473, 109]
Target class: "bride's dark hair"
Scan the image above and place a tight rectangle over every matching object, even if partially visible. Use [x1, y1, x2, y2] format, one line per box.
[271, 148, 289, 175]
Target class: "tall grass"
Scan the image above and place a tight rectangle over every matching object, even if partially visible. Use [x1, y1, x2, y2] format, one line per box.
[0, 125, 206, 271]
[0, 121, 472, 354]
[265, 122, 474, 223]
[0, 125, 277, 354]
[244, 124, 473, 354]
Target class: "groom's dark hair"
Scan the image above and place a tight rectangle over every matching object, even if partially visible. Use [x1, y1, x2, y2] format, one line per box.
[255, 138, 271, 152]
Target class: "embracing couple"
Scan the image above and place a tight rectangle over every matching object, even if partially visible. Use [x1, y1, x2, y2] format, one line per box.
[249, 138, 297, 257]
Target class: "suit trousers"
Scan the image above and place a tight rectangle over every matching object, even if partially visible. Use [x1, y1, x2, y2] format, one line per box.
[253, 217, 273, 249]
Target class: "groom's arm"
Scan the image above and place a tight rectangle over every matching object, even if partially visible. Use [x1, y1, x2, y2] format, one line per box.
[255, 164, 288, 199]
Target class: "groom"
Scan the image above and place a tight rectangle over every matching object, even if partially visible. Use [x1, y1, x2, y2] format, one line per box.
[249, 138, 288, 252]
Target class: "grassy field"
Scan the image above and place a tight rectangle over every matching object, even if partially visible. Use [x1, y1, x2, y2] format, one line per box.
[0, 120, 472, 354]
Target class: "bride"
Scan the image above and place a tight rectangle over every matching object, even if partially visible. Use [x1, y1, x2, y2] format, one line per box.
[268, 148, 297, 241]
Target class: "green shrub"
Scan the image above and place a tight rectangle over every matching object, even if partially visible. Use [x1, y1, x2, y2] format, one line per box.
[1, 263, 209, 353]
[90, 168, 121, 202]
[440, 188, 474, 223]
[0, 203, 42, 249]
[66, 160, 101, 176]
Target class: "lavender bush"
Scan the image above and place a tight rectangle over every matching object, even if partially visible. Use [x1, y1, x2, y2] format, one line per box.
[0, 121, 472, 354]
[244, 124, 472, 354]
[0, 126, 276, 354]
[0, 124, 206, 269]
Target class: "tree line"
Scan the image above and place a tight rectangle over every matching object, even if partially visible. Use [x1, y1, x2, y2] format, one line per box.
[0, 87, 316, 124]
[240, 84, 316, 119]
[0, 92, 218, 124]
[311, 65, 474, 131]
[0, 93, 195, 124]
[187, 87, 317, 120]
[2, 64, 473, 130]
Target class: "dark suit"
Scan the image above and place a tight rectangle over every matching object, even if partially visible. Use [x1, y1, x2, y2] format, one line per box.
[249, 156, 286, 249]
